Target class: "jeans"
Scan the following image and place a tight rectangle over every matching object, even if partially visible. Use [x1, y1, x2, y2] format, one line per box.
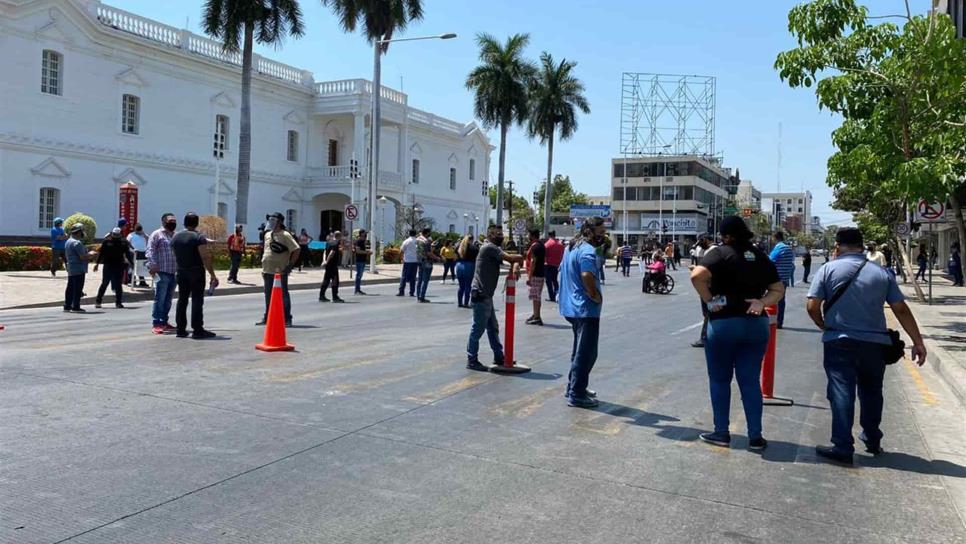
[456, 261, 474, 306]
[51, 248, 66, 274]
[96, 264, 125, 305]
[704, 316, 769, 439]
[398, 262, 418, 295]
[466, 296, 503, 360]
[545, 265, 559, 301]
[320, 266, 340, 299]
[803, 264, 811, 283]
[565, 317, 600, 399]
[915, 262, 927, 281]
[777, 279, 790, 327]
[442, 260, 456, 282]
[228, 251, 242, 281]
[175, 269, 206, 332]
[354, 261, 366, 292]
[64, 273, 85, 309]
[823, 339, 887, 453]
[621, 258, 631, 276]
[417, 262, 433, 299]
[152, 271, 176, 326]
[263, 272, 292, 321]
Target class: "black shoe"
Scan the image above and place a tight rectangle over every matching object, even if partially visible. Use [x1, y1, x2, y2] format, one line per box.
[691, 340, 705, 348]
[815, 445, 854, 465]
[859, 432, 883, 455]
[564, 389, 598, 399]
[63, 307, 71, 312]
[139, 281, 149, 287]
[699, 431, 731, 447]
[319, 296, 330, 302]
[176, 330, 189, 338]
[115, 304, 125, 309]
[418, 298, 430, 303]
[526, 318, 543, 326]
[355, 290, 367, 295]
[71, 307, 86, 313]
[396, 292, 405, 297]
[749, 437, 768, 451]
[466, 359, 489, 372]
[255, 319, 267, 326]
[285, 319, 293, 327]
[567, 395, 599, 408]
[332, 297, 345, 303]
[94, 301, 102, 308]
[191, 330, 216, 339]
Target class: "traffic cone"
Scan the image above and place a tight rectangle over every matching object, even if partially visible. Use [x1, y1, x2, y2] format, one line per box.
[761, 305, 793, 406]
[256, 273, 294, 352]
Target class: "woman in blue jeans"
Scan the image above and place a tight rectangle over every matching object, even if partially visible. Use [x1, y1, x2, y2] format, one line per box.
[690, 216, 786, 451]
[455, 235, 479, 308]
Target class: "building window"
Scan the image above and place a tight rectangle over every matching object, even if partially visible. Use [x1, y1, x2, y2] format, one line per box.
[286, 209, 297, 231]
[613, 187, 624, 200]
[449, 167, 456, 190]
[469, 159, 476, 181]
[286, 130, 299, 162]
[121, 94, 140, 134]
[214, 115, 229, 157]
[624, 187, 637, 200]
[217, 202, 228, 220]
[449, 224, 456, 233]
[38, 187, 59, 229]
[328, 139, 338, 166]
[412, 159, 420, 184]
[41, 50, 62, 95]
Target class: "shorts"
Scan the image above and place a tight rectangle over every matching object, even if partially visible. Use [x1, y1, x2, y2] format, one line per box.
[528, 276, 545, 301]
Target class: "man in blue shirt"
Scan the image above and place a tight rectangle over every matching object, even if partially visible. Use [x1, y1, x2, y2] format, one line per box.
[806, 227, 926, 465]
[559, 216, 606, 408]
[769, 231, 795, 328]
[50, 217, 67, 276]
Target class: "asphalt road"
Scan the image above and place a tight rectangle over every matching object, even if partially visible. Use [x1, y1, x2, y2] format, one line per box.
[2, 266, 964, 543]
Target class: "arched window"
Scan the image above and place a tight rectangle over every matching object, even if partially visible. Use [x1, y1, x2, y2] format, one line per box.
[38, 187, 60, 229]
[469, 159, 476, 181]
[41, 50, 63, 95]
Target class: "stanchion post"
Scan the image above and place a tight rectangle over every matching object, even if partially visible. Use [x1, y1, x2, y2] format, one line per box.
[490, 267, 530, 375]
[761, 305, 793, 406]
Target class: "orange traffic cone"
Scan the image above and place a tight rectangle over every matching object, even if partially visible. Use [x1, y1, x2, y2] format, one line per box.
[256, 273, 294, 352]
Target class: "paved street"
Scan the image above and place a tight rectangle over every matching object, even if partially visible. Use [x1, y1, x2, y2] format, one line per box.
[2, 267, 964, 543]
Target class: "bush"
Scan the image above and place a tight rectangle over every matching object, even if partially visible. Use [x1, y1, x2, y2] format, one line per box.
[383, 246, 401, 264]
[199, 215, 226, 241]
[63, 213, 97, 244]
[0, 246, 54, 271]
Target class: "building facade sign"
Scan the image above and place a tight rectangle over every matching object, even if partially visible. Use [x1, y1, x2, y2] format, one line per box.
[571, 205, 613, 228]
[640, 214, 702, 235]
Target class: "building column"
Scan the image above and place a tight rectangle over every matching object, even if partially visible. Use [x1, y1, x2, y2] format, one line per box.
[397, 123, 409, 182]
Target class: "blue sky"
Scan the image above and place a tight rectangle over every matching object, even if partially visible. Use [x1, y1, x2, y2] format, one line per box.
[113, 0, 930, 227]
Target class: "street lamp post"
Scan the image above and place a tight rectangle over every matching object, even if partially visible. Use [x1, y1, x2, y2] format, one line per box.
[370, 33, 456, 274]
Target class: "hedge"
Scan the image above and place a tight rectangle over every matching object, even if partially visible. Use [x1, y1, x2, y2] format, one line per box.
[0, 246, 53, 271]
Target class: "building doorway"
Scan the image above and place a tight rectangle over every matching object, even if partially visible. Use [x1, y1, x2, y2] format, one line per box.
[319, 210, 343, 239]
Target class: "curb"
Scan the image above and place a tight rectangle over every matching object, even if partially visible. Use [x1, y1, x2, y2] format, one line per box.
[906, 303, 966, 409]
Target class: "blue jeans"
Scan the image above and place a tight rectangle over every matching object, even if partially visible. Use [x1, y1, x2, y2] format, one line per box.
[354, 261, 366, 292]
[456, 261, 474, 306]
[466, 296, 503, 360]
[777, 279, 790, 327]
[398, 262, 418, 295]
[545, 265, 559, 301]
[228, 251, 242, 281]
[823, 339, 886, 453]
[263, 272, 292, 321]
[417, 262, 433, 299]
[704, 316, 769, 439]
[565, 317, 600, 399]
[152, 271, 176, 326]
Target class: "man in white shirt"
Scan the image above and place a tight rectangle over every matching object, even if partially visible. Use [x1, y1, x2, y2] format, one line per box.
[126, 223, 149, 287]
[396, 229, 420, 297]
[866, 243, 887, 267]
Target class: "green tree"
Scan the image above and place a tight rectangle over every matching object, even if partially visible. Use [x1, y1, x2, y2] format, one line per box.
[527, 52, 591, 236]
[466, 34, 536, 230]
[750, 212, 772, 238]
[535, 174, 589, 215]
[203, 0, 305, 226]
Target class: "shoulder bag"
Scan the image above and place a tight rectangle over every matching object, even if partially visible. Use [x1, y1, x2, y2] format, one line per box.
[824, 259, 904, 365]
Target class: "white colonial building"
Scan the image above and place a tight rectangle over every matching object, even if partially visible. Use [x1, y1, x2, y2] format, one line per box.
[0, 0, 492, 243]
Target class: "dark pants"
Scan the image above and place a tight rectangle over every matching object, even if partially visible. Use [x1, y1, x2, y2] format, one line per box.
[64, 273, 85, 309]
[96, 264, 125, 305]
[952, 264, 964, 286]
[398, 262, 418, 295]
[823, 339, 887, 453]
[442, 260, 456, 282]
[704, 316, 769, 439]
[802, 264, 811, 283]
[175, 270, 206, 332]
[263, 272, 292, 321]
[466, 295, 503, 361]
[621, 257, 631, 276]
[228, 251, 242, 281]
[417, 262, 433, 299]
[545, 265, 559, 301]
[456, 261, 474, 306]
[915, 262, 927, 281]
[565, 317, 600, 399]
[777, 279, 790, 327]
[298, 245, 310, 270]
[320, 266, 340, 298]
[354, 261, 366, 292]
[51, 248, 66, 274]
[699, 301, 709, 341]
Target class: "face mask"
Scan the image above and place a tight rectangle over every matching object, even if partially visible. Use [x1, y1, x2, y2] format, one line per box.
[164, 221, 176, 231]
[268, 218, 278, 229]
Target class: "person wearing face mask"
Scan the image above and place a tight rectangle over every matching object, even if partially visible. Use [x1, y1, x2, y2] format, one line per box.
[559, 216, 608, 408]
[147, 213, 179, 334]
[465, 224, 525, 371]
[259, 212, 300, 325]
[63, 223, 98, 312]
[94, 227, 133, 308]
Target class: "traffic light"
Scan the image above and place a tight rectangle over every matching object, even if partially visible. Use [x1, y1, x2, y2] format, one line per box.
[349, 159, 359, 179]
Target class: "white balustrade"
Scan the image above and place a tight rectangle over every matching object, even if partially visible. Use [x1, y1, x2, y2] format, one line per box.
[96, 5, 182, 47]
[256, 56, 303, 85]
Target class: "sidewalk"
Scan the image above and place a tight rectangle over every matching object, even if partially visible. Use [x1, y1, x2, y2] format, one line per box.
[0, 264, 428, 310]
[898, 274, 966, 407]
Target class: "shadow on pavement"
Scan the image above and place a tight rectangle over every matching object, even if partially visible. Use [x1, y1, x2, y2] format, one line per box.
[861, 452, 966, 477]
[287, 324, 320, 329]
[517, 372, 562, 381]
[591, 401, 681, 429]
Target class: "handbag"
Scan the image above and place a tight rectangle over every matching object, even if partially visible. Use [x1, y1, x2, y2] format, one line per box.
[269, 234, 288, 254]
[824, 259, 904, 365]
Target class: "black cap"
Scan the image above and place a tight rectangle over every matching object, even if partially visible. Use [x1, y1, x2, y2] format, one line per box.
[719, 216, 753, 241]
[835, 227, 863, 246]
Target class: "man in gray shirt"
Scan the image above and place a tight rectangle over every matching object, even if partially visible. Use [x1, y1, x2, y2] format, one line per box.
[806, 227, 926, 465]
[465, 224, 524, 371]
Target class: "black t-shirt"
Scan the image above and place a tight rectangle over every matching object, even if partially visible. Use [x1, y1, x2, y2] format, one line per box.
[171, 230, 207, 272]
[324, 245, 342, 270]
[97, 237, 130, 267]
[528, 241, 546, 278]
[803, 253, 812, 266]
[700, 243, 779, 320]
[460, 241, 480, 263]
[354, 238, 368, 261]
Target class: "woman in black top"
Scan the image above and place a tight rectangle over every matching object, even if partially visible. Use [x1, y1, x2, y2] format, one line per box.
[690, 216, 785, 450]
[455, 235, 480, 308]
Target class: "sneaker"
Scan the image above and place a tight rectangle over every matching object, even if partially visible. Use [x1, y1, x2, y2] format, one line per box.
[439, 280, 446, 284]
[152, 325, 165, 334]
[567, 396, 599, 408]
[466, 359, 489, 372]
[191, 330, 216, 339]
[859, 432, 883, 455]
[815, 445, 854, 465]
[355, 290, 367, 295]
[418, 298, 430, 303]
[94, 301, 102, 308]
[332, 298, 345, 303]
[319, 296, 330, 302]
[563, 389, 598, 399]
[115, 304, 125, 309]
[163, 324, 176, 332]
[526, 318, 544, 326]
[691, 340, 705, 348]
[255, 319, 267, 326]
[748, 437, 768, 451]
[699, 431, 731, 447]
[175, 330, 189, 338]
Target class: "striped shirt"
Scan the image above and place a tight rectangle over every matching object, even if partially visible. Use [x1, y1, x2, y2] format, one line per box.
[769, 242, 795, 282]
[620, 245, 633, 259]
[146, 228, 176, 274]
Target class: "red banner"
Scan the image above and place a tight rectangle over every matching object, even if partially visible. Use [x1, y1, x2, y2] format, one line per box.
[118, 182, 139, 237]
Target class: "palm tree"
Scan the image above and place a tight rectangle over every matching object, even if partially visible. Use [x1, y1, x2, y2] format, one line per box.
[202, 0, 305, 227]
[527, 52, 590, 236]
[466, 33, 536, 228]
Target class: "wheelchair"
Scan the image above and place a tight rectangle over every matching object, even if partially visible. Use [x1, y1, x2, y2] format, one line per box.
[642, 270, 675, 294]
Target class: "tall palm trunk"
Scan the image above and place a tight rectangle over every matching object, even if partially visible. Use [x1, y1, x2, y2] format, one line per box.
[495, 122, 508, 228]
[541, 126, 555, 237]
[235, 22, 254, 226]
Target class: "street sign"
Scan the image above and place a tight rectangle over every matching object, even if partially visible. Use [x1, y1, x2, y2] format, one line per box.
[512, 218, 526, 235]
[895, 222, 911, 236]
[344, 204, 359, 221]
[915, 200, 946, 222]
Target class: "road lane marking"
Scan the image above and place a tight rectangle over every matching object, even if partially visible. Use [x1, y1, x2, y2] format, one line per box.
[903, 357, 937, 406]
[403, 374, 491, 404]
[490, 385, 561, 418]
[671, 321, 703, 336]
[328, 360, 452, 394]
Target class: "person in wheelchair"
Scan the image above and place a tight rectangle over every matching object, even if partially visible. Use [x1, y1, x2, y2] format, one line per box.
[643, 250, 668, 292]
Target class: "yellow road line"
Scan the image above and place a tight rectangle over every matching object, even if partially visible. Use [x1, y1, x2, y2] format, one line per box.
[403, 374, 491, 404]
[903, 357, 937, 406]
[490, 385, 561, 418]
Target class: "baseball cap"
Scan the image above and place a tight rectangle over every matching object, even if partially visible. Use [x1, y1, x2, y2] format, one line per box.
[111, 227, 122, 235]
[70, 224, 84, 233]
